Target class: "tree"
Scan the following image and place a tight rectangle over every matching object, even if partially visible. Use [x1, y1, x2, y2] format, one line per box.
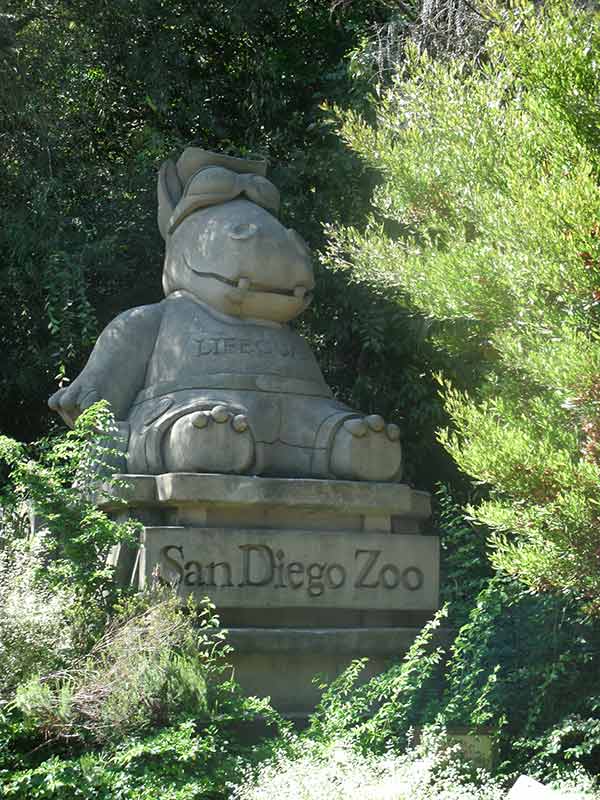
[328, 0, 600, 609]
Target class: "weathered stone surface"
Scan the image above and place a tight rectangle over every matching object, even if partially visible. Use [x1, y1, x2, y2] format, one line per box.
[105, 474, 438, 714]
[48, 148, 403, 482]
[139, 526, 439, 610]
[225, 625, 450, 655]
[100, 473, 430, 519]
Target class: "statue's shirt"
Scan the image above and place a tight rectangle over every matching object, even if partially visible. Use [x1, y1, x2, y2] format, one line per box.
[125, 295, 346, 470]
[143, 295, 329, 395]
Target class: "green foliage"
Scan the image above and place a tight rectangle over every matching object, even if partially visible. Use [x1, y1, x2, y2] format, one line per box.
[304, 607, 448, 753]
[0, 403, 139, 700]
[0, 402, 139, 600]
[438, 484, 492, 627]
[328, 0, 600, 606]
[0, 404, 289, 798]
[12, 593, 215, 744]
[516, 715, 600, 781]
[435, 573, 600, 777]
[2, 707, 285, 800]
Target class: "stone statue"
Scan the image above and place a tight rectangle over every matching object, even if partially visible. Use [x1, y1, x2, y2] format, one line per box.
[49, 149, 402, 481]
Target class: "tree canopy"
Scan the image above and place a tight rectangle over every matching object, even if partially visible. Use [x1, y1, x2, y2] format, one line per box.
[329, 0, 600, 608]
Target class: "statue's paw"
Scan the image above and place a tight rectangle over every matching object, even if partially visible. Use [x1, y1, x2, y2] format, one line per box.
[329, 415, 402, 482]
[163, 404, 254, 474]
[48, 383, 101, 428]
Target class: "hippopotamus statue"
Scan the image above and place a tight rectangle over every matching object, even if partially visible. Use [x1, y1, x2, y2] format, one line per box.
[49, 148, 402, 481]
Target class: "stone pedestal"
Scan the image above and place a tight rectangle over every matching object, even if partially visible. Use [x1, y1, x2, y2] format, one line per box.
[103, 473, 438, 714]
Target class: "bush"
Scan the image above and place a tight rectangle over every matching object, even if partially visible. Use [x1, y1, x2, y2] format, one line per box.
[233, 725, 596, 800]
[13, 592, 217, 745]
[0, 403, 291, 797]
[301, 609, 447, 754]
[0, 537, 77, 700]
[0, 402, 139, 599]
[2, 706, 284, 800]
[0, 403, 139, 703]
[327, 0, 600, 608]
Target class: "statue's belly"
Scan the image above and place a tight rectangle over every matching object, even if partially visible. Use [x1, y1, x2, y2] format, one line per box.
[125, 297, 345, 474]
[142, 296, 329, 393]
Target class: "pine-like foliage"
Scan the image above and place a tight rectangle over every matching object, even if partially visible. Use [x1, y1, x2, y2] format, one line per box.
[328, 0, 600, 609]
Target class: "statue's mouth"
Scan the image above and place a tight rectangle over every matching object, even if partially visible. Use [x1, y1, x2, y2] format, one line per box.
[184, 256, 312, 301]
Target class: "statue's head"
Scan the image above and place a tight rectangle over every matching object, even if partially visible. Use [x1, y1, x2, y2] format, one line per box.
[157, 148, 314, 323]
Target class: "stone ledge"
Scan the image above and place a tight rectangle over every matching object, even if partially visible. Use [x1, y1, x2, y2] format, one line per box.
[100, 472, 431, 519]
[225, 626, 451, 656]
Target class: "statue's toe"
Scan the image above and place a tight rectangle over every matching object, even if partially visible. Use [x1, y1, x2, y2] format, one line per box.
[330, 414, 402, 482]
[366, 414, 385, 432]
[232, 413, 249, 432]
[211, 404, 231, 423]
[386, 423, 401, 442]
[344, 418, 368, 438]
[192, 411, 210, 429]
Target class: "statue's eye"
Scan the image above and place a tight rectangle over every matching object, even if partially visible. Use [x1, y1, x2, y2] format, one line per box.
[228, 222, 258, 240]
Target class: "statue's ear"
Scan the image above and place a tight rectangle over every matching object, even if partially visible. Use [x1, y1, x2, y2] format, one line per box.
[157, 159, 183, 239]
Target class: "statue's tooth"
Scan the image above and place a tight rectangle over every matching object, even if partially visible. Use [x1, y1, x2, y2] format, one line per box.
[294, 286, 306, 299]
[238, 277, 250, 291]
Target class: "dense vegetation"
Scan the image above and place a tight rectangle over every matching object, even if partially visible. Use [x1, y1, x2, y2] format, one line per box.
[331, 0, 600, 610]
[2, 0, 600, 797]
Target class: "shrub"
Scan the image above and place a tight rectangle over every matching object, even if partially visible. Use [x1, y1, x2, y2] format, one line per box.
[515, 715, 600, 783]
[0, 401, 139, 601]
[0, 403, 142, 703]
[327, 0, 600, 609]
[2, 705, 284, 800]
[0, 536, 77, 700]
[303, 608, 448, 752]
[232, 726, 510, 800]
[13, 592, 219, 744]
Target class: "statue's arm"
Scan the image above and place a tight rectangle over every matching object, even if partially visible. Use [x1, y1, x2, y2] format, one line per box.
[48, 303, 164, 427]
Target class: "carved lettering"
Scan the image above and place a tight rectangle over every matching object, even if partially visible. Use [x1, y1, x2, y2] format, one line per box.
[156, 541, 427, 599]
[206, 560, 233, 587]
[306, 562, 326, 597]
[184, 559, 204, 587]
[287, 561, 304, 589]
[161, 545, 184, 584]
[239, 544, 274, 586]
[402, 566, 424, 591]
[196, 338, 217, 355]
[194, 336, 308, 359]
[326, 563, 346, 589]
[274, 549, 287, 588]
[380, 563, 400, 589]
[354, 549, 381, 588]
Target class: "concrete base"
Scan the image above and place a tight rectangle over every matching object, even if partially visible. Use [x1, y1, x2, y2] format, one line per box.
[226, 626, 451, 712]
[102, 473, 439, 714]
